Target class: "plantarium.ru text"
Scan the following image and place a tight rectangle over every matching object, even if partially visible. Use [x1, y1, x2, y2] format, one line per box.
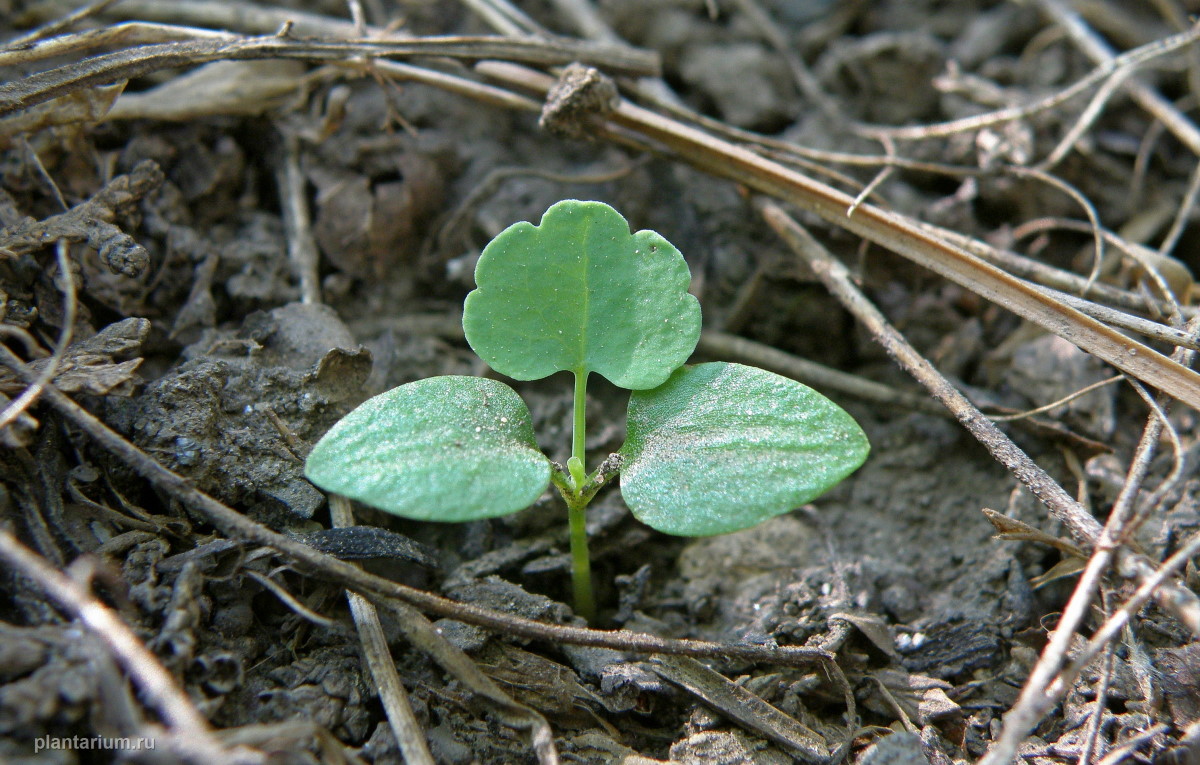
[305, 200, 869, 622]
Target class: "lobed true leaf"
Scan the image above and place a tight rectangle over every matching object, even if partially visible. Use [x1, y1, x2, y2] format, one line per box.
[463, 199, 702, 389]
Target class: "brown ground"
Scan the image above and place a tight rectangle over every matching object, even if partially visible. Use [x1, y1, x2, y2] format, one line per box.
[2, 1, 1200, 763]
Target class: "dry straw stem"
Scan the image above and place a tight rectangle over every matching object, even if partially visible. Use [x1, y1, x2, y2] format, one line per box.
[0, 28, 658, 119]
[0, 529, 258, 764]
[925, 221, 1195, 320]
[768, 203, 1200, 764]
[459, 0, 550, 37]
[759, 203, 1200, 639]
[13, 0, 366, 38]
[696, 330, 945, 416]
[1032, 284, 1198, 352]
[327, 495, 436, 765]
[372, 597, 560, 765]
[276, 131, 321, 306]
[981, 425, 1162, 765]
[1030, 521, 1200, 736]
[477, 62, 1200, 412]
[5, 0, 125, 48]
[649, 654, 831, 761]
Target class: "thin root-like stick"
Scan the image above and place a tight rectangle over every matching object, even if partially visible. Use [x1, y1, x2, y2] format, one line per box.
[2, 0, 126, 48]
[1077, 604, 1116, 765]
[1033, 286, 1198, 351]
[243, 571, 340, 629]
[374, 596, 560, 765]
[730, 0, 845, 124]
[768, 199, 1200, 757]
[1038, 66, 1132, 170]
[13, 0, 364, 38]
[0, 324, 47, 358]
[1008, 587, 1177, 765]
[372, 59, 541, 114]
[457, 0, 548, 37]
[1033, 0, 1200, 157]
[20, 136, 69, 211]
[763, 202, 1095, 542]
[0, 31, 658, 118]
[1126, 379, 1186, 525]
[985, 375, 1123, 422]
[1006, 217, 1187, 318]
[1158, 156, 1200, 256]
[925, 220, 1194, 318]
[697, 330, 944, 416]
[849, 162, 894, 218]
[1005, 166, 1106, 294]
[1095, 725, 1169, 765]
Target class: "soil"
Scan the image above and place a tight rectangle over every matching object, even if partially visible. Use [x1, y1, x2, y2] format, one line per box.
[3, 1, 1200, 764]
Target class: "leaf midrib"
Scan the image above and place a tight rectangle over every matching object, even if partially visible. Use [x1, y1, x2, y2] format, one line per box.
[576, 211, 593, 373]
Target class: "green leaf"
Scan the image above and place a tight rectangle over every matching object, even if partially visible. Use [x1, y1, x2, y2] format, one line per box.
[305, 376, 550, 522]
[463, 200, 702, 389]
[619, 362, 869, 536]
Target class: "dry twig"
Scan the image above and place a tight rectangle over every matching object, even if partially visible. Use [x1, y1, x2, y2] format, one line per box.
[276, 131, 321, 305]
[0, 30, 658, 118]
[855, 16, 1200, 143]
[1033, 0, 1200, 157]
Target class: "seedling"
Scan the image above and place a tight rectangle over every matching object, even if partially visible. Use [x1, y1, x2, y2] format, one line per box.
[306, 200, 869, 622]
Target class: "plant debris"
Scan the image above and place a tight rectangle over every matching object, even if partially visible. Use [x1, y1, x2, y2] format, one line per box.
[3, 1, 1200, 763]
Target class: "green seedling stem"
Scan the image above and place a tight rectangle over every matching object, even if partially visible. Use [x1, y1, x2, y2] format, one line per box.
[567, 369, 596, 621]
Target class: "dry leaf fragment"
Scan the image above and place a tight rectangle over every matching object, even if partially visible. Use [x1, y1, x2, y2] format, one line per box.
[650, 654, 830, 762]
[106, 60, 304, 122]
[476, 643, 602, 723]
[830, 612, 901, 660]
[981, 508, 1085, 558]
[0, 317, 149, 397]
[867, 669, 955, 727]
[0, 83, 125, 144]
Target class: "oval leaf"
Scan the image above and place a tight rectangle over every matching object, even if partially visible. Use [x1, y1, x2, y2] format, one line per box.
[620, 362, 869, 536]
[463, 200, 702, 389]
[305, 376, 549, 522]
